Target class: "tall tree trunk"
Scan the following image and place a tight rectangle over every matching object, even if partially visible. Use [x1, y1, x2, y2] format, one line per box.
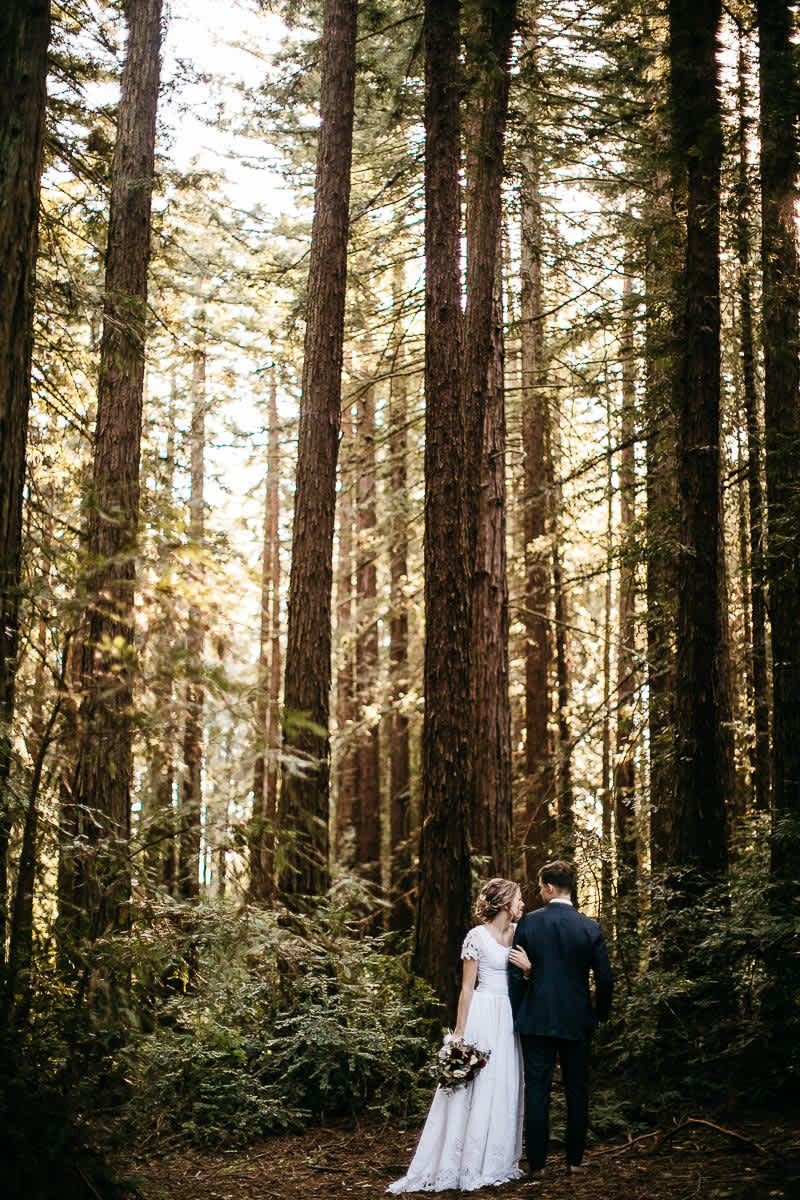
[734, 29, 771, 814]
[462, 0, 516, 878]
[669, 0, 728, 875]
[178, 333, 206, 900]
[550, 403, 573, 851]
[278, 0, 357, 898]
[145, 372, 178, 893]
[71, 0, 163, 938]
[335, 406, 357, 862]
[0, 0, 50, 962]
[644, 164, 678, 873]
[414, 0, 471, 1016]
[519, 58, 554, 878]
[469, 264, 512, 877]
[251, 370, 281, 901]
[601, 397, 613, 924]
[388, 269, 412, 931]
[265, 381, 282, 873]
[757, 0, 800, 878]
[615, 270, 638, 929]
[354, 377, 380, 878]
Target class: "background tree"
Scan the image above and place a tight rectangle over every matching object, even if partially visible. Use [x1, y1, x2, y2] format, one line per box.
[0, 0, 51, 966]
[277, 0, 358, 898]
[757, 0, 800, 886]
[69, 0, 163, 939]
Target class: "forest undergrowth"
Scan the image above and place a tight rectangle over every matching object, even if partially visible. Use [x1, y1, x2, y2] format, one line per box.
[4, 853, 799, 1200]
[120, 1107, 800, 1200]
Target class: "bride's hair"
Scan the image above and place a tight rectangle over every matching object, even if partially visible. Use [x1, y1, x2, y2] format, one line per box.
[475, 877, 518, 922]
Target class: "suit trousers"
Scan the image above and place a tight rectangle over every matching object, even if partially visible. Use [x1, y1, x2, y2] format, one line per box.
[519, 1034, 591, 1170]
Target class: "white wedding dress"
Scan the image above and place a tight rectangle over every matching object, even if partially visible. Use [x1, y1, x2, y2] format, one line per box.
[387, 924, 524, 1192]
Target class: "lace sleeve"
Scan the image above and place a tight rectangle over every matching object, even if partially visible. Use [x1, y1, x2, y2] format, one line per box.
[461, 926, 482, 961]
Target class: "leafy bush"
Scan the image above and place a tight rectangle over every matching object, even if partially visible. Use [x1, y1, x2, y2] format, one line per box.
[118, 896, 436, 1145]
[596, 830, 800, 1116]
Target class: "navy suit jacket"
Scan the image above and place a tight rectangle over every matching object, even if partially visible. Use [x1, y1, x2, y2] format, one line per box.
[509, 902, 613, 1040]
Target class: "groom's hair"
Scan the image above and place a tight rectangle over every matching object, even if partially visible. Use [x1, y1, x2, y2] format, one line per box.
[538, 860, 575, 893]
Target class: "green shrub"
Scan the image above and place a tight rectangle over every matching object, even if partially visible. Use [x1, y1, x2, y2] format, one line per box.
[117, 896, 435, 1145]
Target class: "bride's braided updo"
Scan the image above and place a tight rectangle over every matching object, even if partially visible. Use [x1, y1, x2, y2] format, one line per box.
[475, 877, 519, 922]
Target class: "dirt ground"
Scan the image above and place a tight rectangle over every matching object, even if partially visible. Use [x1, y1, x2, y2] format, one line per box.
[123, 1109, 800, 1200]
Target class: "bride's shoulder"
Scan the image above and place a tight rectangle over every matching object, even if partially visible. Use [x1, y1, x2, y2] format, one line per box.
[461, 925, 485, 960]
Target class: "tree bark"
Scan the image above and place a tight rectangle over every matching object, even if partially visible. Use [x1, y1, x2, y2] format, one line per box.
[462, 0, 516, 879]
[72, 0, 163, 937]
[388, 267, 412, 931]
[414, 0, 471, 1016]
[178, 333, 206, 900]
[669, 0, 728, 875]
[615, 270, 638, 926]
[0, 0, 50, 961]
[469, 264, 512, 877]
[355, 377, 380, 878]
[335, 404, 357, 862]
[757, 0, 800, 878]
[278, 0, 357, 897]
[251, 370, 281, 901]
[734, 29, 771, 815]
[643, 163, 678, 873]
[519, 56, 554, 877]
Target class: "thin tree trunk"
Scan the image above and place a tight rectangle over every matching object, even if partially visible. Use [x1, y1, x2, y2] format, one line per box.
[265, 376, 282, 881]
[388, 268, 412, 931]
[757, 0, 800, 879]
[734, 29, 771, 814]
[414, 0, 471, 1016]
[615, 270, 638, 928]
[72, 0, 163, 938]
[145, 372, 177, 893]
[178, 333, 206, 900]
[335, 406, 357, 862]
[251, 370, 280, 900]
[519, 60, 554, 877]
[551, 411, 573, 852]
[644, 165, 678, 873]
[0, 0, 50, 960]
[601, 398, 613, 924]
[355, 377, 380, 878]
[469, 264, 512, 877]
[278, 0, 357, 898]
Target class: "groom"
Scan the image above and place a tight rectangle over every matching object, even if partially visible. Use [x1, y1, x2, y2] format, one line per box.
[508, 860, 613, 1178]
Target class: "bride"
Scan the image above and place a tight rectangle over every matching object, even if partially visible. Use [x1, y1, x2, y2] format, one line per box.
[388, 878, 532, 1193]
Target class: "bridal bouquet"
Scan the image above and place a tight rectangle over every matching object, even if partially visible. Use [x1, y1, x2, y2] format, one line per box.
[431, 1033, 491, 1092]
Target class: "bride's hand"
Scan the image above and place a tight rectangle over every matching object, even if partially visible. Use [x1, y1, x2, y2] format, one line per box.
[508, 946, 531, 974]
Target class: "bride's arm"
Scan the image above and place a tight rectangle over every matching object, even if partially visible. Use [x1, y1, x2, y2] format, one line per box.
[453, 957, 479, 1039]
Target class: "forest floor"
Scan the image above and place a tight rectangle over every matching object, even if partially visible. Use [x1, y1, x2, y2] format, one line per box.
[122, 1107, 800, 1200]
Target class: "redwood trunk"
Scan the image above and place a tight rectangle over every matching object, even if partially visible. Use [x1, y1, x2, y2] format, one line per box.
[251, 371, 281, 900]
[669, 0, 728, 875]
[0, 0, 50, 958]
[414, 0, 471, 1016]
[388, 270, 412, 930]
[734, 33, 770, 813]
[614, 270, 638, 923]
[278, 0, 357, 897]
[355, 380, 380, 878]
[462, 0, 516, 877]
[72, 0, 163, 936]
[519, 87, 554, 877]
[178, 336, 206, 900]
[757, 0, 800, 877]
